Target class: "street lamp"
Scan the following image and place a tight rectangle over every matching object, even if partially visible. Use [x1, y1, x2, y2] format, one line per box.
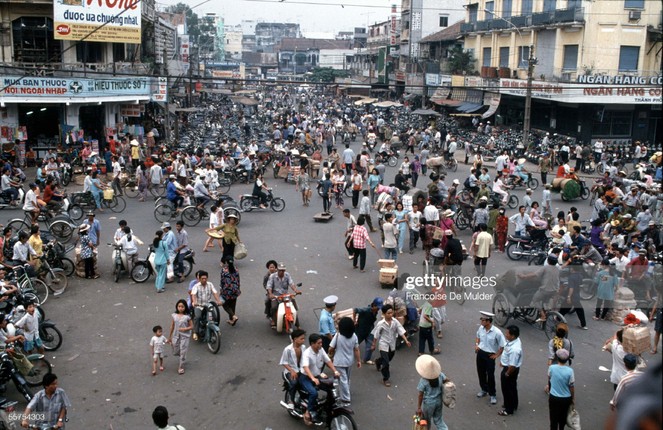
[483, 9, 537, 147]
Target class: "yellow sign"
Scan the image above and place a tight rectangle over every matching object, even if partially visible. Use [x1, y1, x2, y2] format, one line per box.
[53, 0, 142, 44]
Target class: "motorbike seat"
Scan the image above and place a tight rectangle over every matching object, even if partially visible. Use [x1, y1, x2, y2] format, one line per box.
[508, 234, 531, 242]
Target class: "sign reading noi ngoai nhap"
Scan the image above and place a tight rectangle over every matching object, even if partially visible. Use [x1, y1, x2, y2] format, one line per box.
[53, 0, 141, 44]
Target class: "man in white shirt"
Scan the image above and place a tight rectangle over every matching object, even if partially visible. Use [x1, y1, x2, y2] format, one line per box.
[192, 176, 210, 208]
[509, 206, 536, 237]
[423, 199, 440, 224]
[190, 271, 221, 340]
[300, 333, 340, 424]
[593, 140, 604, 164]
[111, 156, 123, 196]
[22, 183, 44, 223]
[280, 329, 306, 409]
[149, 162, 163, 195]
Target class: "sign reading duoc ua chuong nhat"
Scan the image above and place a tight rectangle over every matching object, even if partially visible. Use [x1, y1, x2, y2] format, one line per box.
[53, 0, 141, 44]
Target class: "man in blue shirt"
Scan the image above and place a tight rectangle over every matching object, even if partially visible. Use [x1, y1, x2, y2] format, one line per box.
[475, 311, 506, 405]
[499, 325, 523, 416]
[319, 295, 337, 352]
[166, 175, 184, 210]
[82, 212, 101, 247]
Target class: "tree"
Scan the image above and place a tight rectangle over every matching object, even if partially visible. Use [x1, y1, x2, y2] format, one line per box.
[446, 45, 475, 75]
[165, 2, 201, 39]
[308, 67, 350, 83]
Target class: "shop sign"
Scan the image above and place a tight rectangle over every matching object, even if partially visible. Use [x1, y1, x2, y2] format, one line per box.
[0, 76, 151, 98]
[120, 103, 145, 117]
[395, 71, 406, 81]
[152, 77, 167, 102]
[577, 75, 663, 85]
[53, 0, 141, 44]
[590, 138, 632, 146]
[498, 78, 662, 105]
[425, 74, 440, 86]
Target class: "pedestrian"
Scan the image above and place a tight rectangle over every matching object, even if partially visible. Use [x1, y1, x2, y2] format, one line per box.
[475, 311, 506, 405]
[546, 349, 575, 430]
[328, 317, 361, 406]
[82, 211, 101, 248]
[415, 354, 450, 430]
[208, 213, 240, 263]
[319, 174, 332, 214]
[153, 230, 169, 293]
[319, 295, 337, 352]
[547, 323, 575, 365]
[149, 325, 167, 376]
[167, 299, 192, 375]
[137, 161, 148, 202]
[174, 221, 189, 283]
[371, 303, 411, 387]
[367, 168, 381, 204]
[393, 202, 409, 254]
[343, 209, 357, 259]
[152, 405, 186, 430]
[358, 189, 376, 232]
[382, 213, 398, 261]
[604, 329, 627, 390]
[350, 168, 362, 208]
[473, 223, 493, 277]
[418, 299, 440, 356]
[560, 255, 588, 330]
[542, 184, 553, 215]
[408, 203, 422, 254]
[353, 297, 383, 364]
[295, 167, 311, 206]
[539, 152, 551, 185]
[651, 290, 663, 354]
[77, 224, 96, 279]
[219, 256, 241, 326]
[495, 208, 508, 252]
[20, 374, 70, 429]
[523, 188, 533, 212]
[498, 325, 522, 416]
[350, 217, 377, 272]
[594, 259, 617, 320]
[203, 205, 223, 251]
[609, 353, 643, 411]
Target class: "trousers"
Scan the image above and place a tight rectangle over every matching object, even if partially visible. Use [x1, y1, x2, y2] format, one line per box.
[476, 349, 497, 396]
[500, 367, 519, 414]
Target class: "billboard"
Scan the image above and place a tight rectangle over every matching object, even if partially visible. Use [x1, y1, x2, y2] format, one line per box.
[53, 0, 142, 44]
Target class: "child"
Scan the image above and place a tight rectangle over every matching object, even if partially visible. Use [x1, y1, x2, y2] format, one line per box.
[203, 206, 224, 251]
[542, 184, 552, 215]
[594, 259, 618, 320]
[168, 300, 192, 375]
[15, 302, 43, 354]
[523, 189, 533, 212]
[150, 325, 168, 376]
[78, 224, 96, 279]
[495, 208, 508, 252]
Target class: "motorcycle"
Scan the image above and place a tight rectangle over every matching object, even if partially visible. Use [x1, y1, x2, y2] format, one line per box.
[0, 186, 25, 210]
[0, 348, 34, 402]
[280, 373, 357, 430]
[109, 243, 130, 283]
[0, 396, 18, 429]
[191, 301, 221, 354]
[43, 241, 75, 277]
[6, 306, 62, 352]
[506, 228, 550, 261]
[275, 288, 301, 334]
[239, 188, 285, 212]
[504, 172, 539, 190]
[374, 149, 399, 167]
[60, 163, 73, 187]
[130, 246, 195, 283]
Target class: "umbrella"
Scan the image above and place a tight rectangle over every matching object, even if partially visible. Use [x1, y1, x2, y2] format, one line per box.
[411, 108, 441, 117]
[374, 101, 403, 108]
[354, 98, 377, 106]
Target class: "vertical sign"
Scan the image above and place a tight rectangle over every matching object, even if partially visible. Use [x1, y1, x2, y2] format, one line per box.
[390, 4, 397, 46]
[152, 77, 167, 102]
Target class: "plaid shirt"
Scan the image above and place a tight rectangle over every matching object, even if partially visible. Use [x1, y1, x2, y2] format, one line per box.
[351, 225, 370, 249]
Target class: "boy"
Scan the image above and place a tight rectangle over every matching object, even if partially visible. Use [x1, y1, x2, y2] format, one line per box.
[279, 328, 306, 409]
[15, 302, 43, 354]
[150, 325, 168, 376]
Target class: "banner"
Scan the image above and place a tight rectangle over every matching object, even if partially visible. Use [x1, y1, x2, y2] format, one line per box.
[53, 0, 142, 44]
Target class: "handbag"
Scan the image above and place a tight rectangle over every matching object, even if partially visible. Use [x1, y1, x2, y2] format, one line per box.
[353, 183, 362, 191]
[234, 242, 248, 260]
[442, 380, 456, 409]
[566, 404, 581, 430]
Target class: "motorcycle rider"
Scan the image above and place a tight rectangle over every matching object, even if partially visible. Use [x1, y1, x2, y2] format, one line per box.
[0, 312, 34, 376]
[1, 168, 20, 206]
[21, 373, 71, 429]
[166, 175, 185, 212]
[190, 270, 222, 341]
[280, 328, 306, 409]
[300, 333, 341, 425]
[252, 172, 269, 209]
[266, 262, 301, 330]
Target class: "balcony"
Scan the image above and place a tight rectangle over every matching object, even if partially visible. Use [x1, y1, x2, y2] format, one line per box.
[460, 22, 475, 33]
[510, 15, 531, 27]
[491, 19, 509, 30]
[552, 8, 585, 24]
[531, 11, 552, 26]
[476, 20, 492, 31]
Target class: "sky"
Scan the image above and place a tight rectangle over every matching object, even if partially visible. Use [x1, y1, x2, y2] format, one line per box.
[156, 0, 399, 35]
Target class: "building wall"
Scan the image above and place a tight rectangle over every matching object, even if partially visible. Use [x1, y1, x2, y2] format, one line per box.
[225, 28, 243, 60]
[319, 49, 354, 69]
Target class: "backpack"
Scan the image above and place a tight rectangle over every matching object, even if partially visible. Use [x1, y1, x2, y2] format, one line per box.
[463, 177, 471, 189]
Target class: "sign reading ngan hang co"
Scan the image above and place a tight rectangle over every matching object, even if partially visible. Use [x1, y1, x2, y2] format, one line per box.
[53, 0, 141, 44]
[498, 78, 662, 105]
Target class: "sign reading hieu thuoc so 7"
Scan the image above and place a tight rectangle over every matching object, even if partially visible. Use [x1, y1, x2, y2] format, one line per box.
[53, 0, 141, 44]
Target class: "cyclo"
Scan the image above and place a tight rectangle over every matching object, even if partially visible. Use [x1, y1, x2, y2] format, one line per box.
[491, 266, 566, 339]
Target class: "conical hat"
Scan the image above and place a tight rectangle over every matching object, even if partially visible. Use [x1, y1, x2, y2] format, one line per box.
[415, 355, 441, 379]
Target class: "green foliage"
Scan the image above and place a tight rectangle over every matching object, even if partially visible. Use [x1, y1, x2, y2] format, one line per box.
[447, 45, 475, 74]
[308, 67, 350, 82]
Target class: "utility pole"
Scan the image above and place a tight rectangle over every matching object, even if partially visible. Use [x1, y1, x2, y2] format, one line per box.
[523, 45, 535, 148]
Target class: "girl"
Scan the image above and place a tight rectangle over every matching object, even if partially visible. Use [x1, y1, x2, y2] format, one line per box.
[530, 202, 549, 229]
[168, 299, 192, 375]
[153, 230, 169, 293]
[79, 224, 96, 279]
[328, 317, 360, 406]
[367, 168, 381, 204]
[220, 257, 241, 326]
[137, 161, 148, 202]
[333, 169, 345, 209]
[411, 156, 421, 188]
[393, 202, 409, 254]
[203, 205, 223, 251]
[594, 260, 617, 320]
[295, 168, 311, 206]
[495, 208, 508, 252]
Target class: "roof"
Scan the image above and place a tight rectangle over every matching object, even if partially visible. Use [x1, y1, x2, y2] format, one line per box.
[419, 20, 464, 44]
[278, 38, 353, 51]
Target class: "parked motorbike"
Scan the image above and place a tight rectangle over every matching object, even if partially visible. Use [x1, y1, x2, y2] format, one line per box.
[109, 243, 130, 283]
[0, 396, 19, 429]
[60, 163, 73, 187]
[130, 246, 195, 283]
[506, 228, 550, 261]
[0, 348, 34, 402]
[280, 373, 357, 430]
[6, 306, 62, 352]
[239, 188, 285, 212]
[191, 301, 221, 354]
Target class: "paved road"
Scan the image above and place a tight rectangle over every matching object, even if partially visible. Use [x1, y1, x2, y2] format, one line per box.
[2, 147, 655, 430]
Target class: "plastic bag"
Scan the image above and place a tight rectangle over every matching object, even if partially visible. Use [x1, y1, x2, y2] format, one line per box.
[442, 381, 456, 409]
[566, 405, 581, 430]
[234, 242, 248, 260]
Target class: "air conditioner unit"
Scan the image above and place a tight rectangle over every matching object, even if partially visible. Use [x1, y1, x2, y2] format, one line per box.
[628, 10, 641, 20]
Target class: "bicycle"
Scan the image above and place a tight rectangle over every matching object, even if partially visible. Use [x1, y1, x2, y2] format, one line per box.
[36, 251, 68, 296]
[180, 195, 242, 227]
[6, 211, 74, 244]
[11, 264, 49, 305]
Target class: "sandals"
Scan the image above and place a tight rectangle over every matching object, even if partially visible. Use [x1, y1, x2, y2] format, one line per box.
[178, 368, 185, 375]
[231, 316, 239, 326]
[497, 410, 511, 416]
[383, 380, 391, 387]
[432, 348, 441, 355]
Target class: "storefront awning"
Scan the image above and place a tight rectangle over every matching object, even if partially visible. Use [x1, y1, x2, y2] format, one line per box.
[430, 87, 450, 104]
[482, 93, 501, 119]
[456, 102, 483, 113]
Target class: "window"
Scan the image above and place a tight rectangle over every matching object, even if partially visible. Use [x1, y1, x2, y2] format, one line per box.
[567, 0, 581, 8]
[439, 16, 449, 27]
[624, 0, 644, 8]
[12, 17, 61, 63]
[468, 4, 478, 23]
[482, 47, 492, 67]
[618, 46, 639, 71]
[521, 0, 533, 14]
[503, 0, 513, 18]
[562, 45, 578, 70]
[485, 1, 495, 15]
[518, 45, 530, 68]
[499, 47, 510, 67]
[112, 43, 125, 62]
[76, 41, 104, 63]
[543, 0, 556, 12]
[592, 111, 633, 136]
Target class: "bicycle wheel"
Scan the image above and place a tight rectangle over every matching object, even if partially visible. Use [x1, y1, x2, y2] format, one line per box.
[455, 211, 469, 230]
[492, 293, 510, 327]
[181, 206, 202, 227]
[40, 325, 63, 351]
[124, 184, 139, 198]
[579, 280, 596, 301]
[7, 220, 30, 235]
[48, 221, 74, 243]
[57, 257, 75, 277]
[44, 269, 68, 295]
[154, 204, 173, 223]
[109, 196, 126, 213]
[450, 159, 458, 172]
[68, 204, 84, 221]
[23, 357, 52, 387]
[149, 184, 165, 198]
[217, 178, 231, 194]
[528, 177, 539, 190]
[507, 194, 519, 209]
[28, 279, 49, 305]
[239, 198, 253, 212]
[544, 311, 566, 340]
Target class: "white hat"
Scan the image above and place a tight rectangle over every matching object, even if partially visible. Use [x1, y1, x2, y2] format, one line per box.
[480, 311, 495, 319]
[452, 179, 460, 185]
[78, 224, 90, 233]
[324, 295, 338, 306]
[444, 229, 453, 236]
[300, 153, 308, 158]
[415, 355, 442, 380]
[161, 222, 171, 229]
[169, 174, 176, 179]
[525, 188, 532, 192]
[442, 209, 455, 217]
[479, 196, 488, 202]
[130, 139, 139, 146]
[517, 158, 526, 165]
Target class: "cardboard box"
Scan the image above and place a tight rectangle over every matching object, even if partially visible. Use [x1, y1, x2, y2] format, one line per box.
[334, 308, 353, 323]
[622, 326, 650, 355]
[378, 259, 397, 268]
[379, 267, 398, 284]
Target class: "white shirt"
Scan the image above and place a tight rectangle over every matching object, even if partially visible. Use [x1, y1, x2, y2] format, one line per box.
[15, 311, 40, 341]
[22, 189, 38, 211]
[594, 141, 604, 153]
[408, 211, 421, 232]
[301, 346, 330, 376]
[371, 318, 406, 352]
[112, 161, 121, 179]
[119, 234, 139, 255]
[423, 204, 440, 222]
[150, 165, 163, 184]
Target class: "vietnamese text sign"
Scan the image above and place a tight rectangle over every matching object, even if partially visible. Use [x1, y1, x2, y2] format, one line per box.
[54, 0, 141, 44]
[152, 77, 167, 102]
[0, 76, 151, 98]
